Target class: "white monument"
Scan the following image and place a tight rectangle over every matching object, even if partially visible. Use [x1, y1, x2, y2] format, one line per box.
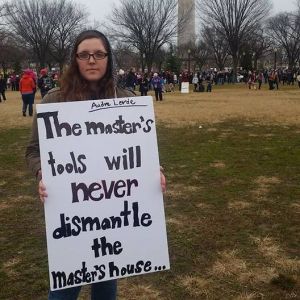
[178, 0, 196, 48]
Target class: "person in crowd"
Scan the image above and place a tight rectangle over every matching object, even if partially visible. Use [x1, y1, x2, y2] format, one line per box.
[139, 73, 149, 96]
[173, 73, 178, 89]
[247, 71, 256, 90]
[274, 70, 279, 90]
[293, 71, 297, 85]
[25, 29, 166, 300]
[11, 74, 16, 91]
[19, 69, 36, 116]
[282, 70, 287, 85]
[125, 68, 136, 91]
[192, 73, 199, 92]
[15, 75, 20, 91]
[151, 72, 163, 101]
[268, 70, 275, 90]
[167, 72, 175, 92]
[263, 70, 268, 84]
[164, 72, 173, 92]
[53, 73, 59, 88]
[181, 71, 189, 83]
[297, 72, 300, 88]
[117, 69, 126, 88]
[198, 79, 205, 92]
[206, 77, 212, 92]
[257, 71, 263, 90]
[287, 70, 294, 85]
[6, 76, 11, 90]
[161, 74, 167, 93]
[0, 74, 7, 102]
[38, 68, 54, 98]
[178, 74, 182, 91]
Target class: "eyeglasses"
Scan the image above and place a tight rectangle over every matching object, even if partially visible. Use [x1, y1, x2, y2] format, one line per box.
[76, 51, 108, 60]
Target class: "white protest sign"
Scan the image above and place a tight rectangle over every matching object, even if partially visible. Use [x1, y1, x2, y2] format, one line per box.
[36, 96, 170, 291]
[181, 82, 189, 93]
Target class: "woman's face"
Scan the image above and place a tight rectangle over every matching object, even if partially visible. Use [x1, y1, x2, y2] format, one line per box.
[76, 38, 108, 82]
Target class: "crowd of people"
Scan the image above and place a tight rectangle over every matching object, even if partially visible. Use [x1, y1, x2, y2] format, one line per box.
[244, 68, 300, 90]
[0, 69, 59, 115]
[116, 67, 300, 97]
[117, 69, 216, 100]
[0, 66, 299, 112]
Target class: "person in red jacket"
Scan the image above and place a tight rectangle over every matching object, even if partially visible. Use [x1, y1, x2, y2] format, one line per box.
[19, 69, 36, 116]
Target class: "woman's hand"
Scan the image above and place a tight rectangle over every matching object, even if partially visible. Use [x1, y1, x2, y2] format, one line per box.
[38, 180, 48, 203]
[160, 166, 166, 193]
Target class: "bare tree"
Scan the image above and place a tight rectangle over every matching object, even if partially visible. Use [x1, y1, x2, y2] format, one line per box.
[267, 12, 300, 69]
[197, 0, 271, 80]
[49, 2, 87, 71]
[0, 1, 6, 25]
[5, 0, 86, 70]
[193, 41, 210, 71]
[246, 29, 271, 70]
[5, 0, 63, 68]
[108, 0, 185, 71]
[113, 42, 139, 71]
[0, 1, 19, 74]
[153, 47, 168, 71]
[0, 33, 27, 74]
[203, 26, 229, 70]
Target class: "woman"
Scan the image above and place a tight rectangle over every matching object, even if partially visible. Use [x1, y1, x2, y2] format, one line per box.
[25, 30, 166, 300]
[19, 69, 36, 116]
[37, 68, 54, 98]
[151, 73, 163, 101]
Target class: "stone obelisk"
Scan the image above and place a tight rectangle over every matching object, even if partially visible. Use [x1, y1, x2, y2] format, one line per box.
[178, 0, 196, 48]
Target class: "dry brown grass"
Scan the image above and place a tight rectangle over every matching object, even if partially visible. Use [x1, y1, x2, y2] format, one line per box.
[3, 257, 21, 278]
[210, 250, 248, 278]
[252, 176, 282, 201]
[228, 200, 252, 210]
[1, 86, 300, 131]
[209, 249, 280, 286]
[0, 202, 11, 211]
[291, 202, 300, 213]
[1, 86, 299, 299]
[251, 236, 300, 273]
[153, 86, 300, 126]
[165, 182, 204, 199]
[233, 292, 260, 300]
[0, 91, 41, 129]
[178, 275, 211, 298]
[118, 279, 162, 300]
[210, 161, 226, 169]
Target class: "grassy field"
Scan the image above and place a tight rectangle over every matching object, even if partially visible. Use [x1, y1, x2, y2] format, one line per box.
[0, 84, 299, 299]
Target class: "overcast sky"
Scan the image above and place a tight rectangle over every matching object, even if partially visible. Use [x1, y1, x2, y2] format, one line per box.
[76, 0, 298, 24]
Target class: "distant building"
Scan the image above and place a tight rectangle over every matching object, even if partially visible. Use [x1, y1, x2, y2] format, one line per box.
[178, 0, 196, 48]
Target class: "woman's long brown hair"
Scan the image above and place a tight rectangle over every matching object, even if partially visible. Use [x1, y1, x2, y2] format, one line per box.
[60, 30, 115, 101]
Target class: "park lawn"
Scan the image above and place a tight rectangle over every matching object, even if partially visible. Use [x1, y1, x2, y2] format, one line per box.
[0, 87, 299, 299]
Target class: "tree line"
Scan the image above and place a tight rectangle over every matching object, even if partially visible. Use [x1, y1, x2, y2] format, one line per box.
[0, 0, 299, 76]
[0, 0, 87, 73]
[198, 0, 300, 74]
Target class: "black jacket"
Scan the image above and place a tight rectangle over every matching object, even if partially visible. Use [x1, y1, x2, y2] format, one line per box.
[0, 78, 6, 92]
